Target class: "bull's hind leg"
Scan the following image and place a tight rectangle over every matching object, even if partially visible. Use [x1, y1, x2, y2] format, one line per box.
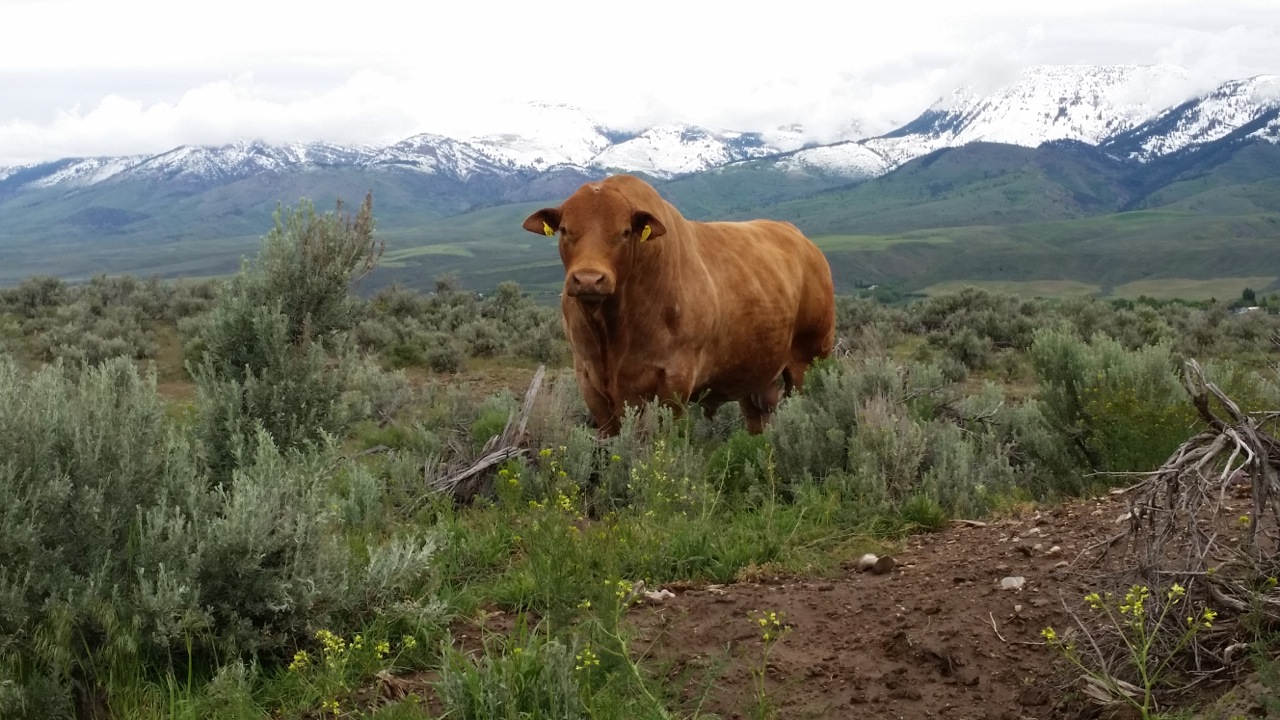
[738, 383, 783, 434]
[782, 328, 835, 395]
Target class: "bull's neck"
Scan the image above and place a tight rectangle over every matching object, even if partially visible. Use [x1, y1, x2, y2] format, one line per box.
[576, 232, 696, 355]
[617, 229, 697, 315]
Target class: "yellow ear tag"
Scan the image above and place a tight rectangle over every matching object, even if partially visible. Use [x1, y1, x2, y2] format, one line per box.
[639, 225, 652, 243]
[542, 221, 555, 236]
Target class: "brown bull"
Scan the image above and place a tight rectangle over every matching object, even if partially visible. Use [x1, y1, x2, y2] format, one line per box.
[522, 174, 835, 436]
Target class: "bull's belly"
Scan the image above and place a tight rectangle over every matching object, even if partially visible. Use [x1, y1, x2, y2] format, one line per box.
[693, 364, 786, 404]
[584, 354, 783, 406]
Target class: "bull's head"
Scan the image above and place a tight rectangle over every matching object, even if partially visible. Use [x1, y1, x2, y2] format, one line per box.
[522, 183, 667, 302]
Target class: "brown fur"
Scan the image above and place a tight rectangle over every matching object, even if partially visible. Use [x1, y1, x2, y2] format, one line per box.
[522, 174, 835, 435]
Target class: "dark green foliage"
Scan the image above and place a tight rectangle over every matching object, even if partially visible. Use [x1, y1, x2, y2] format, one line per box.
[1029, 328, 1198, 475]
[910, 287, 1042, 351]
[425, 333, 467, 374]
[244, 194, 382, 348]
[3, 275, 67, 318]
[705, 429, 772, 496]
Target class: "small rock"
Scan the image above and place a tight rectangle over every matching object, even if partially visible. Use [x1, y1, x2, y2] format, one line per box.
[1054, 560, 1069, 568]
[872, 555, 896, 575]
[1013, 604, 1022, 613]
[1000, 576, 1026, 591]
[1032, 543, 1043, 552]
[1026, 527, 1041, 536]
[1046, 545, 1062, 556]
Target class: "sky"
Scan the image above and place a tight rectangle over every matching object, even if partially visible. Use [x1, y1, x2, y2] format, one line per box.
[1, 0, 1277, 167]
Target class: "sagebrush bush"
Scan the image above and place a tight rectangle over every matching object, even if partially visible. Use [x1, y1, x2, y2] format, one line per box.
[342, 354, 413, 427]
[1030, 327, 1197, 475]
[435, 626, 586, 720]
[191, 195, 382, 481]
[767, 355, 951, 484]
[909, 287, 1041, 351]
[357, 279, 564, 367]
[192, 294, 346, 481]
[0, 356, 440, 719]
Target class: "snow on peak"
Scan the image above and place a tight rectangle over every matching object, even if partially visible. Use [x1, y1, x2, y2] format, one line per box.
[1109, 74, 1280, 160]
[941, 64, 1189, 147]
[775, 142, 892, 179]
[590, 125, 779, 178]
[833, 64, 1195, 175]
[26, 155, 148, 189]
[371, 133, 501, 179]
[463, 102, 613, 171]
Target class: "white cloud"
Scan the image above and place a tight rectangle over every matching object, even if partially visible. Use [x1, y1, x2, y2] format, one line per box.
[0, 0, 1276, 166]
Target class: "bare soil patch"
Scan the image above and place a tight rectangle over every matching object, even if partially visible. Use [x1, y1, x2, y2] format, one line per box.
[627, 495, 1160, 720]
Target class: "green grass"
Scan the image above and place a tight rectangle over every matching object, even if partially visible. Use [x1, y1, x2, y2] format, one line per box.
[383, 244, 476, 261]
[919, 279, 1102, 298]
[1109, 276, 1278, 301]
[813, 233, 955, 251]
[4, 138, 1280, 300]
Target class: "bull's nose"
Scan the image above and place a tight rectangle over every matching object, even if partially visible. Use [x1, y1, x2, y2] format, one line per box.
[569, 271, 608, 295]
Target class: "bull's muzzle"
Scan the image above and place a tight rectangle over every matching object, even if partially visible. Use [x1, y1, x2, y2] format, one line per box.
[566, 270, 613, 299]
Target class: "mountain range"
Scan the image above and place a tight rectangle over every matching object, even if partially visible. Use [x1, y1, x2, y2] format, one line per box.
[1, 64, 1277, 298]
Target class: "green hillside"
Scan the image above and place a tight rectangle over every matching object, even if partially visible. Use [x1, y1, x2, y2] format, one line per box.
[2, 136, 1279, 299]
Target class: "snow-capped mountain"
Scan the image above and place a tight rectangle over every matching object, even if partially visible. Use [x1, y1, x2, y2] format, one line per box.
[4, 65, 1279, 200]
[592, 125, 778, 176]
[1251, 112, 1280, 143]
[774, 141, 892, 179]
[461, 102, 615, 171]
[367, 133, 513, 180]
[21, 155, 148, 189]
[852, 65, 1191, 170]
[1103, 75, 1280, 160]
[126, 140, 380, 184]
[0, 105, 788, 195]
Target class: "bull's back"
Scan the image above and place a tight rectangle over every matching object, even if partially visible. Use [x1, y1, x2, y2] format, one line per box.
[695, 219, 832, 321]
[689, 219, 834, 382]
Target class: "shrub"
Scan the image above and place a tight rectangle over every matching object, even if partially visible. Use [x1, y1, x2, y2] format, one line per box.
[343, 355, 413, 427]
[192, 294, 346, 481]
[1029, 327, 1197, 475]
[0, 356, 440, 718]
[435, 625, 586, 720]
[191, 195, 382, 481]
[705, 429, 773, 497]
[425, 333, 466, 374]
[767, 356, 951, 484]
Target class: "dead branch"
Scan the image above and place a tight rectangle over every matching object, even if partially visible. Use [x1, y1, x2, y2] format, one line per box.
[423, 365, 546, 502]
[1061, 358, 1280, 708]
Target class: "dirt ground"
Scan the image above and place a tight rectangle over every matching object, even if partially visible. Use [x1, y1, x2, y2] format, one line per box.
[624, 491, 1248, 720]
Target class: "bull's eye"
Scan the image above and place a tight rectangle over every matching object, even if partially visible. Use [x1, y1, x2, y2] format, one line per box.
[620, 228, 632, 240]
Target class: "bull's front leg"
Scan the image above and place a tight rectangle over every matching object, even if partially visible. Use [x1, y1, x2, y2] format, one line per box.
[575, 362, 622, 437]
[616, 363, 698, 432]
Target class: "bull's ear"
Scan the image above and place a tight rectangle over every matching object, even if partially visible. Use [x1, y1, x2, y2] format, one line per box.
[632, 211, 667, 242]
[522, 208, 562, 236]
